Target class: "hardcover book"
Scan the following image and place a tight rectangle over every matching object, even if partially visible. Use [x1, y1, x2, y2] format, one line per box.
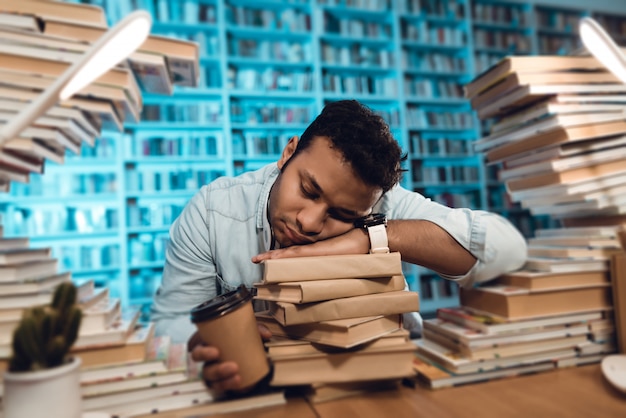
[261, 252, 402, 283]
[254, 274, 406, 303]
[268, 290, 419, 326]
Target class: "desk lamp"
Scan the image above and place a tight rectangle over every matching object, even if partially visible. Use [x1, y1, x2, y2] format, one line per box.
[579, 16, 626, 394]
[0, 10, 152, 147]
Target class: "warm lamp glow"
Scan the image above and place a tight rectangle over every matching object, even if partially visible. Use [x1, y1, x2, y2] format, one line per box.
[580, 17, 626, 84]
[0, 10, 152, 146]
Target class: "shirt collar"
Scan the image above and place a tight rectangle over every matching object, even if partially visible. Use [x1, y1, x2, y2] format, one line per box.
[257, 164, 280, 252]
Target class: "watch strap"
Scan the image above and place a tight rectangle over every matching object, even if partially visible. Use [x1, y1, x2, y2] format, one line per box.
[367, 223, 389, 254]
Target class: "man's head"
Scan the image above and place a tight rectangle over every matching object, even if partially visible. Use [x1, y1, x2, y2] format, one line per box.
[268, 100, 406, 248]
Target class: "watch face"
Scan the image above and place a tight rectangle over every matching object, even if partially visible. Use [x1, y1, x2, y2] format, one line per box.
[354, 213, 387, 229]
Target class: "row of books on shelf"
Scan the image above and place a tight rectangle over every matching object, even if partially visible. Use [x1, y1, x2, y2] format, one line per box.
[323, 12, 391, 39]
[227, 5, 310, 31]
[128, 233, 168, 267]
[405, 108, 475, 130]
[232, 130, 290, 157]
[414, 165, 479, 184]
[471, 3, 529, 25]
[7, 172, 117, 197]
[535, 8, 582, 32]
[322, 73, 398, 96]
[141, 101, 223, 124]
[229, 38, 311, 63]
[320, 43, 393, 68]
[126, 167, 224, 194]
[127, 202, 185, 229]
[230, 102, 313, 125]
[403, 0, 464, 17]
[401, 24, 466, 47]
[3, 206, 118, 236]
[473, 30, 532, 53]
[402, 51, 467, 73]
[409, 133, 472, 156]
[127, 133, 222, 158]
[227, 67, 314, 93]
[404, 78, 464, 99]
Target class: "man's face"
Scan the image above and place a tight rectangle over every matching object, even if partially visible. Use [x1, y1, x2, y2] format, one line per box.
[268, 135, 383, 248]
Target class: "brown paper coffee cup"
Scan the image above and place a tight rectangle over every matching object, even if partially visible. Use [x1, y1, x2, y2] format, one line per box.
[190, 286, 270, 391]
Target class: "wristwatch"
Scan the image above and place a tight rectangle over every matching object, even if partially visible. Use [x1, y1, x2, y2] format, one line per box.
[354, 213, 389, 254]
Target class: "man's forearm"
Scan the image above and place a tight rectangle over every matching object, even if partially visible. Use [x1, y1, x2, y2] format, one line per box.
[387, 219, 476, 276]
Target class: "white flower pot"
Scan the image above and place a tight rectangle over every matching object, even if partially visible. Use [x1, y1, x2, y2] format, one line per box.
[2, 357, 82, 418]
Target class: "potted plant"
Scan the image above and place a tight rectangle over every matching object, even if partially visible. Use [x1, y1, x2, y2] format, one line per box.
[2, 282, 83, 418]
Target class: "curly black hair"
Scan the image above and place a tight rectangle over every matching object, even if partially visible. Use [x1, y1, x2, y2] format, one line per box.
[292, 100, 407, 193]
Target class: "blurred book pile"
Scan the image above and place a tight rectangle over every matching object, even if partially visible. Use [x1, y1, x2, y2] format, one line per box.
[0, 0, 199, 192]
[413, 53, 626, 389]
[254, 252, 420, 402]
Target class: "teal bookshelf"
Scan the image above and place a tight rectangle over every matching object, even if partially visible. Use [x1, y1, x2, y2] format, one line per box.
[3, 0, 626, 316]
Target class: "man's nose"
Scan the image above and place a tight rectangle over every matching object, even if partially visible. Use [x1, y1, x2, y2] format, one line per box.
[297, 204, 326, 235]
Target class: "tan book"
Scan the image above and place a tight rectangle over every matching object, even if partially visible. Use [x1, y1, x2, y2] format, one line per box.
[254, 274, 406, 303]
[464, 55, 603, 98]
[524, 257, 608, 274]
[423, 327, 589, 361]
[72, 322, 155, 368]
[0, 66, 136, 123]
[0, 236, 28, 251]
[470, 71, 622, 109]
[611, 252, 626, 354]
[478, 84, 626, 120]
[0, 164, 29, 183]
[80, 298, 122, 335]
[0, 271, 70, 297]
[0, 0, 107, 27]
[486, 120, 626, 163]
[527, 235, 621, 248]
[460, 285, 612, 320]
[74, 310, 141, 350]
[268, 290, 419, 326]
[0, 11, 42, 32]
[506, 158, 626, 192]
[264, 329, 409, 356]
[475, 112, 625, 153]
[0, 258, 58, 282]
[526, 245, 622, 260]
[305, 379, 400, 404]
[493, 270, 610, 291]
[261, 252, 402, 283]
[0, 84, 120, 132]
[269, 341, 416, 386]
[256, 311, 403, 348]
[0, 148, 45, 174]
[0, 247, 51, 265]
[416, 338, 576, 375]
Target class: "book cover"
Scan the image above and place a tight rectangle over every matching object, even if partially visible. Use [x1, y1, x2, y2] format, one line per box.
[492, 269, 610, 291]
[610, 252, 626, 353]
[256, 311, 403, 349]
[459, 285, 612, 320]
[412, 354, 555, 389]
[436, 306, 604, 335]
[261, 252, 402, 283]
[254, 274, 406, 303]
[269, 342, 416, 386]
[268, 290, 419, 326]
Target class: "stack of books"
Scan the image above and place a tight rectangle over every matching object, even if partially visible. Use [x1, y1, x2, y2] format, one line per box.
[412, 53, 626, 389]
[0, 0, 199, 192]
[253, 252, 419, 396]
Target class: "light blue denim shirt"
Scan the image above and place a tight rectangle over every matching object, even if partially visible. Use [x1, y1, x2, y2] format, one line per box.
[151, 163, 527, 343]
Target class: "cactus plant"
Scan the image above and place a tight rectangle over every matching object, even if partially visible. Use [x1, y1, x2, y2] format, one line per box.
[9, 282, 83, 372]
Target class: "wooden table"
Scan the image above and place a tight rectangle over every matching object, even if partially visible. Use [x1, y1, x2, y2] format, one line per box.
[140, 364, 626, 418]
[313, 364, 626, 418]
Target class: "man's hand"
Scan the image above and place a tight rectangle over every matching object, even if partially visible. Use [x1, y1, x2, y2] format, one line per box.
[252, 228, 369, 263]
[189, 324, 272, 394]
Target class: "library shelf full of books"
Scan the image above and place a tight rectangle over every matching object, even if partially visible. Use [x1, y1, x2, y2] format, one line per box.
[2, 0, 626, 317]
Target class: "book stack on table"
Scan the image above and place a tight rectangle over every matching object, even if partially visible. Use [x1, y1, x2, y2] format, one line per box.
[253, 252, 420, 401]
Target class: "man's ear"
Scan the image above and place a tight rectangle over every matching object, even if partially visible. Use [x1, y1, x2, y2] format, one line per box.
[277, 136, 298, 170]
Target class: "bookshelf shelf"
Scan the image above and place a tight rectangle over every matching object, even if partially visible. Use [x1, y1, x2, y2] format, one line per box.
[4, 0, 625, 317]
